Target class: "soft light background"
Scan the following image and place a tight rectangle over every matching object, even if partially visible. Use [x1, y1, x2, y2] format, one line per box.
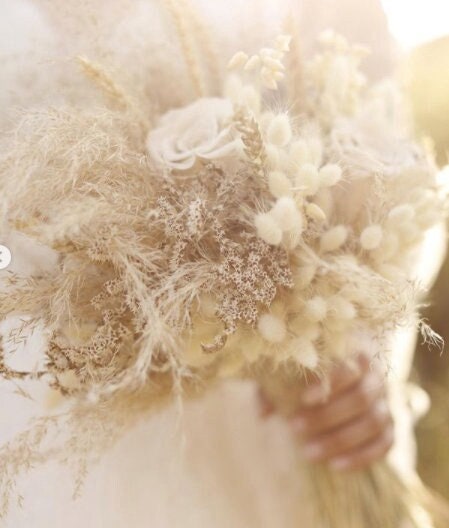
[382, 0, 449, 499]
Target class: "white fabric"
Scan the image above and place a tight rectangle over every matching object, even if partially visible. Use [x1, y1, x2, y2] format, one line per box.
[0, 1, 443, 526]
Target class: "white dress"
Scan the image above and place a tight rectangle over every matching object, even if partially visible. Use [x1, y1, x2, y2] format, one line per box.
[0, 1, 445, 526]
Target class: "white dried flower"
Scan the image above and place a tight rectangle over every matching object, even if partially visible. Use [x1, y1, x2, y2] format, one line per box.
[255, 212, 283, 245]
[289, 337, 319, 369]
[244, 54, 262, 71]
[319, 164, 342, 187]
[268, 171, 292, 198]
[227, 51, 249, 70]
[387, 204, 415, 225]
[146, 98, 242, 170]
[267, 114, 292, 146]
[320, 225, 348, 252]
[305, 296, 328, 322]
[271, 197, 302, 231]
[257, 313, 287, 343]
[262, 56, 285, 72]
[360, 225, 383, 250]
[306, 203, 327, 222]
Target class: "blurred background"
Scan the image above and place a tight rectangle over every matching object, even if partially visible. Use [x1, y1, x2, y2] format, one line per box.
[381, 0, 449, 499]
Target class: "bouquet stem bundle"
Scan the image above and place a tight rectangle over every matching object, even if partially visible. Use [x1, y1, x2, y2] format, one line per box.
[258, 364, 449, 528]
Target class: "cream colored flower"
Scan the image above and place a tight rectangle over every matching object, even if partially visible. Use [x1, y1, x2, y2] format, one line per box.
[146, 97, 242, 170]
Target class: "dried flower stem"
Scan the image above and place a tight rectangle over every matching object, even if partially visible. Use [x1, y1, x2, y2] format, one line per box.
[162, 0, 207, 97]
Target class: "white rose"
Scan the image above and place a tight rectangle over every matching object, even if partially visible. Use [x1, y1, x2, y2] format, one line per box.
[146, 97, 243, 170]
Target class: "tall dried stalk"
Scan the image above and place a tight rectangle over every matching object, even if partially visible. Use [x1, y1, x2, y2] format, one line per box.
[162, 0, 207, 97]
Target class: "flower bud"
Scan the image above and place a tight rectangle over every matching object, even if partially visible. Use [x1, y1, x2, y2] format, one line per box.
[306, 203, 326, 222]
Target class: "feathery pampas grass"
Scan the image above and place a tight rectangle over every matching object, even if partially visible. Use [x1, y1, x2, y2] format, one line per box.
[0, 21, 448, 526]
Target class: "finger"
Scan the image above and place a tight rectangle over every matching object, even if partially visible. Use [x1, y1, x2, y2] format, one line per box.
[300, 353, 371, 406]
[328, 425, 394, 472]
[301, 400, 392, 462]
[292, 371, 385, 437]
[257, 387, 275, 418]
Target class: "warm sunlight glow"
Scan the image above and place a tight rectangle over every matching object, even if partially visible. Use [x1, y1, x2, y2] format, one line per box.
[382, 0, 449, 49]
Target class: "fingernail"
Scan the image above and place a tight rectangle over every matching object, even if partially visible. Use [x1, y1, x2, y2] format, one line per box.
[303, 443, 324, 461]
[329, 457, 351, 471]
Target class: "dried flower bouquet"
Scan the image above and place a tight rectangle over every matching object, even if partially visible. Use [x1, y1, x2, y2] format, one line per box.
[0, 30, 447, 526]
